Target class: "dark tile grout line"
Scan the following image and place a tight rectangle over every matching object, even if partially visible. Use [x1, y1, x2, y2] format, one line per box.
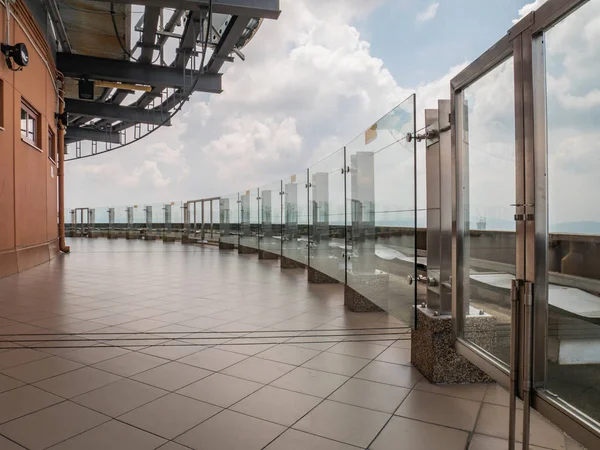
[0, 322, 398, 448]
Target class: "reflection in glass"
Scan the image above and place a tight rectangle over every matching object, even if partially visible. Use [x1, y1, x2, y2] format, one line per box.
[240, 189, 259, 249]
[219, 194, 239, 246]
[282, 172, 309, 265]
[545, 0, 600, 424]
[346, 95, 416, 324]
[461, 57, 515, 365]
[259, 181, 283, 255]
[309, 149, 346, 282]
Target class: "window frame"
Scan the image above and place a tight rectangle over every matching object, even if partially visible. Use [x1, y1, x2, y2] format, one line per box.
[0, 78, 4, 130]
[48, 128, 57, 163]
[20, 100, 40, 149]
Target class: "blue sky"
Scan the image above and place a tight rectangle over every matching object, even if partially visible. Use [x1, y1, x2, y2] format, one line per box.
[357, 0, 531, 86]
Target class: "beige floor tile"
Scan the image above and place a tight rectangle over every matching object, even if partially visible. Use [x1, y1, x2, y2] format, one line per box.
[374, 346, 411, 365]
[73, 378, 167, 417]
[0, 349, 50, 370]
[93, 352, 168, 377]
[222, 356, 295, 384]
[475, 403, 567, 449]
[156, 443, 191, 450]
[120, 393, 221, 439]
[132, 361, 212, 391]
[326, 341, 387, 359]
[34, 366, 122, 398]
[0, 385, 62, 424]
[370, 416, 469, 450]
[328, 378, 410, 413]
[47, 419, 166, 450]
[354, 360, 422, 388]
[177, 373, 263, 407]
[177, 348, 247, 371]
[1, 356, 83, 383]
[468, 433, 550, 450]
[265, 429, 358, 450]
[484, 383, 523, 409]
[272, 367, 349, 398]
[565, 436, 587, 450]
[0, 435, 26, 449]
[139, 343, 204, 360]
[294, 399, 390, 448]
[0, 401, 109, 450]
[302, 352, 370, 376]
[414, 380, 488, 402]
[391, 338, 411, 349]
[395, 389, 480, 431]
[231, 385, 321, 426]
[0, 373, 24, 394]
[176, 410, 285, 450]
[222, 342, 276, 356]
[59, 346, 131, 365]
[257, 344, 321, 365]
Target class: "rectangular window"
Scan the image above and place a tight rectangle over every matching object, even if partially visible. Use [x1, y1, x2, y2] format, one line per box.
[21, 100, 39, 147]
[48, 129, 56, 162]
[0, 78, 4, 128]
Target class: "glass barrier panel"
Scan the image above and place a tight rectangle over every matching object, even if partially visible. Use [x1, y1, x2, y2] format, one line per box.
[282, 171, 309, 265]
[345, 95, 416, 324]
[220, 193, 239, 246]
[259, 180, 283, 256]
[544, 0, 600, 425]
[240, 189, 259, 249]
[309, 148, 346, 282]
[460, 56, 516, 366]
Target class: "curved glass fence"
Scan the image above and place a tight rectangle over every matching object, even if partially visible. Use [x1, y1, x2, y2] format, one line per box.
[67, 95, 418, 324]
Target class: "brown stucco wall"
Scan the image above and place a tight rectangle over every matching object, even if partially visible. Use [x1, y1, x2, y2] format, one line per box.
[0, 1, 60, 278]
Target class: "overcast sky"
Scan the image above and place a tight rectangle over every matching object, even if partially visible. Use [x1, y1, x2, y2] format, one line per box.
[64, 0, 600, 229]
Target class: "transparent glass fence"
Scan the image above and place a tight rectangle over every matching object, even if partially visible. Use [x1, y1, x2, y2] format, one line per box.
[544, 0, 600, 424]
[460, 56, 516, 365]
[346, 95, 416, 324]
[220, 193, 239, 246]
[309, 148, 346, 283]
[282, 171, 309, 265]
[259, 180, 283, 255]
[239, 189, 259, 249]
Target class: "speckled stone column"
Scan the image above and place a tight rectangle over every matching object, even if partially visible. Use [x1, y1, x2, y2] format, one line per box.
[258, 250, 279, 260]
[238, 244, 258, 254]
[280, 256, 306, 269]
[307, 267, 339, 284]
[344, 285, 383, 312]
[411, 307, 493, 384]
[219, 241, 235, 250]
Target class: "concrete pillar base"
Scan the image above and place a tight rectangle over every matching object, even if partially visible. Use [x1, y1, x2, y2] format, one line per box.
[308, 266, 339, 284]
[258, 250, 279, 260]
[411, 307, 493, 384]
[162, 236, 176, 242]
[281, 255, 306, 269]
[125, 232, 137, 240]
[219, 242, 235, 250]
[344, 285, 383, 312]
[238, 244, 258, 254]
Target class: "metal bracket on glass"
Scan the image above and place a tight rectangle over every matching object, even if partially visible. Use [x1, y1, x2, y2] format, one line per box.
[511, 203, 534, 221]
[341, 166, 350, 174]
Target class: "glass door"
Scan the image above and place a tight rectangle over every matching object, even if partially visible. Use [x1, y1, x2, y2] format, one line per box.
[456, 55, 519, 367]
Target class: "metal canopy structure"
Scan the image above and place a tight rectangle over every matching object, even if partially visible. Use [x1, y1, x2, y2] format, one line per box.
[48, 0, 280, 160]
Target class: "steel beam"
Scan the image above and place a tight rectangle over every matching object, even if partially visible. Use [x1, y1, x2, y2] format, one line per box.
[140, 6, 161, 63]
[65, 99, 171, 126]
[92, 0, 281, 19]
[206, 15, 250, 74]
[65, 127, 121, 144]
[57, 53, 222, 93]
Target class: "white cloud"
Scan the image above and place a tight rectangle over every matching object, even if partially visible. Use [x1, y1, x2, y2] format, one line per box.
[416, 2, 439, 22]
[513, 0, 547, 24]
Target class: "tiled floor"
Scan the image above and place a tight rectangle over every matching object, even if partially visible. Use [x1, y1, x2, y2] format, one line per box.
[0, 239, 583, 449]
